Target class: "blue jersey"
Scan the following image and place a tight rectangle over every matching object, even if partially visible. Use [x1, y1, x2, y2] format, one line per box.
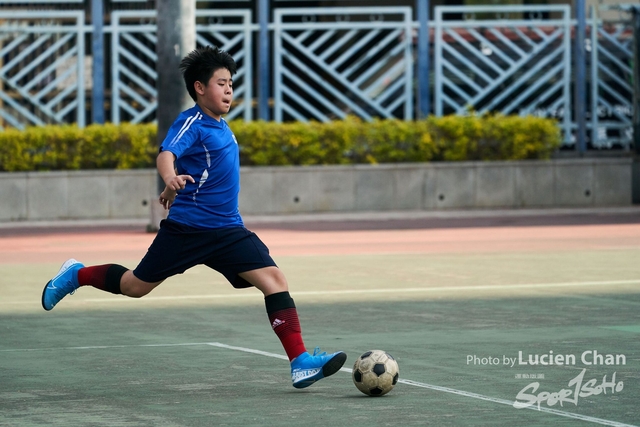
[160, 104, 243, 229]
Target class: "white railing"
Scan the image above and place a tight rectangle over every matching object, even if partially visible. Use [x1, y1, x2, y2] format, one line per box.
[273, 7, 414, 122]
[0, 11, 85, 128]
[0, 6, 634, 149]
[110, 9, 254, 124]
[433, 5, 573, 143]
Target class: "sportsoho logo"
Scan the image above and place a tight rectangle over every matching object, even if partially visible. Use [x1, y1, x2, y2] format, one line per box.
[466, 350, 626, 410]
[513, 367, 624, 410]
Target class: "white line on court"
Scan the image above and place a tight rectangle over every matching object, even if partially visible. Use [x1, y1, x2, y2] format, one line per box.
[5, 278, 637, 306]
[83, 278, 640, 301]
[3, 341, 635, 427]
[396, 379, 637, 427]
[0, 342, 212, 352]
[206, 343, 637, 427]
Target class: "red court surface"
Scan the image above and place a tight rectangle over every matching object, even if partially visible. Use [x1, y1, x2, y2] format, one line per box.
[1, 208, 639, 264]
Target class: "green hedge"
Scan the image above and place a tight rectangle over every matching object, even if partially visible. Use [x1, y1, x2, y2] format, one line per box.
[0, 123, 157, 172]
[0, 115, 562, 172]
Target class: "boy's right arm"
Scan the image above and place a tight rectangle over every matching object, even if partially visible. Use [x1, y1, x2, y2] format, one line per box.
[157, 150, 195, 191]
[157, 151, 195, 209]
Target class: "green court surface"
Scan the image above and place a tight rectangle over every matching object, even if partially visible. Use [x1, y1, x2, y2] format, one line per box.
[1, 216, 639, 427]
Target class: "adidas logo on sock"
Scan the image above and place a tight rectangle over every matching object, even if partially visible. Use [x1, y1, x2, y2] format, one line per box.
[271, 318, 285, 329]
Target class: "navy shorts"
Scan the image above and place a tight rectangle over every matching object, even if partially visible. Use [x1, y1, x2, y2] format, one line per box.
[133, 219, 277, 288]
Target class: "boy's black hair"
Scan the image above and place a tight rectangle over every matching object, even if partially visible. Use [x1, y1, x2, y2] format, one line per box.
[179, 45, 237, 102]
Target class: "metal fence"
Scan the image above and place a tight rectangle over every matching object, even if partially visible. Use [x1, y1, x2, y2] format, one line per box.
[590, 10, 635, 149]
[433, 5, 573, 142]
[0, 11, 86, 128]
[110, 9, 253, 124]
[0, 4, 635, 150]
[273, 7, 414, 122]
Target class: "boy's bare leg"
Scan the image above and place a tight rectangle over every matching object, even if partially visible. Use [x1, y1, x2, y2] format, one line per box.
[238, 266, 288, 296]
[119, 270, 163, 297]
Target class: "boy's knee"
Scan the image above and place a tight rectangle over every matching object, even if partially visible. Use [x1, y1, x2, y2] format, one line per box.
[121, 284, 148, 298]
[240, 266, 289, 295]
[272, 269, 288, 286]
[126, 288, 148, 298]
[120, 272, 160, 297]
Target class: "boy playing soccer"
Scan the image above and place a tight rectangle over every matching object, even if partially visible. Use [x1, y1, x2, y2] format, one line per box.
[41, 45, 347, 389]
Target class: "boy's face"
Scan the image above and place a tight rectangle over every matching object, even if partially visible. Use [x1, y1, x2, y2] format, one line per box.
[194, 68, 233, 120]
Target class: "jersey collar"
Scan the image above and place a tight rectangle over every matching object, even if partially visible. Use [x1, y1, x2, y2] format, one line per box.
[194, 104, 225, 128]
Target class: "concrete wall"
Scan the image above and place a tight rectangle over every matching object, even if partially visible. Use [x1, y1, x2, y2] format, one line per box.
[0, 169, 156, 221]
[0, 158, 632, 222]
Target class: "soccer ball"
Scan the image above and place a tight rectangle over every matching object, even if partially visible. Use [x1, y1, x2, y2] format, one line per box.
[352, 350, 399, 396]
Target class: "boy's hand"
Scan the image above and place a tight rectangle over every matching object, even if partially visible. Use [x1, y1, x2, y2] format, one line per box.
[159, 174, 194, 210]
[159, 189, 176, 210]
[165, 174, 195, 191]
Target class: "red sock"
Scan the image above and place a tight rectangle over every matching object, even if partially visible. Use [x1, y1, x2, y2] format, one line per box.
[265, 292, 307, 361]
[77, 264, 127, 295]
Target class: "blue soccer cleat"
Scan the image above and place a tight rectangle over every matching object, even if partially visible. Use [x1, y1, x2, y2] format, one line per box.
[41, 259, 84, 311]
[291, 347, 347, 389]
